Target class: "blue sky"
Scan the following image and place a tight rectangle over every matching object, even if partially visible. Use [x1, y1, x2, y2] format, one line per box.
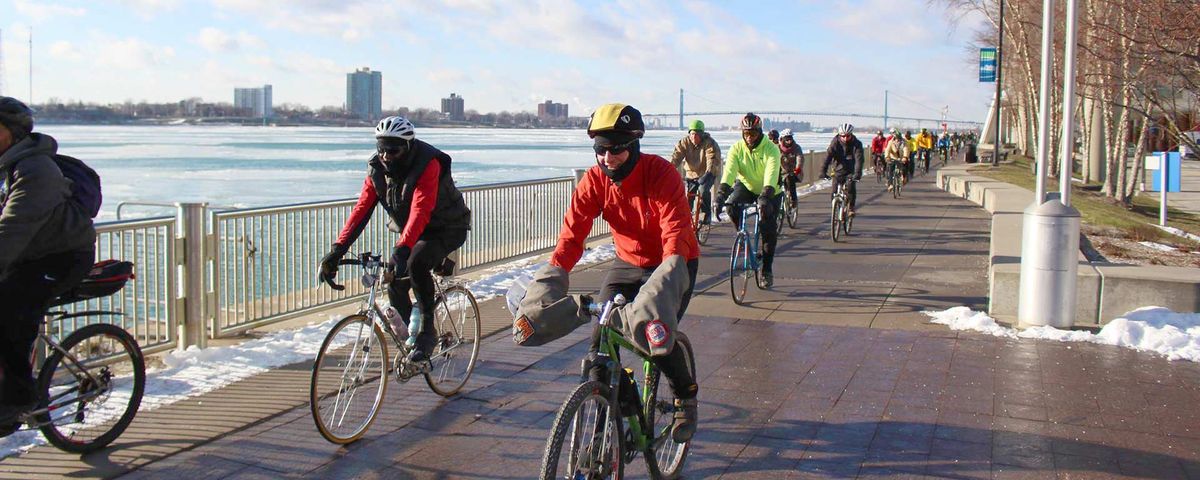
[1, 0, 993, 127]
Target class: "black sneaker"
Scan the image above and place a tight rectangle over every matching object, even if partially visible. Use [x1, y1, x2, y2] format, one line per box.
[407, 331, 437, 364]
[762, 271, 773, 288]
[0, 401, 35, 426]
[671, 398, 697, 443]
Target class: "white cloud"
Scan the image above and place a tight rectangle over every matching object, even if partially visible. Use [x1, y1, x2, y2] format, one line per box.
[825, 0, 935, 46]
[112, 0, 182, 18]
[196, 28, 265, 53]
[427, 68, 467, 85]
[12, 0, 86, 22]
[48, 41, 82, 60]
[92, 36, 176, 69]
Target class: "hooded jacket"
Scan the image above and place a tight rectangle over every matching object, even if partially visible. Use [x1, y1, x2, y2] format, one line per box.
[551, 153, 699, 272]
[822, 134, 865, 178]
[0, 133, 96, 272]
[885, 135, 910, 162]
[721, 137, 782, 196]
[669, 132, 721, 180]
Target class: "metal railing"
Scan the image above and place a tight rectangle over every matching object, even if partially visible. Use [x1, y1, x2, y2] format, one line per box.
[51, 216, 179, 356]
[60, 175, 610, 352]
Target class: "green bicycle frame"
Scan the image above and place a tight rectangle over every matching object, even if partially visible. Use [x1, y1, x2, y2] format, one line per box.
[585, 321, 664, 453]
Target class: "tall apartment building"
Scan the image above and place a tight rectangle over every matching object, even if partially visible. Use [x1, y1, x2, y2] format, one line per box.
[537, 100, 568, 119]
[346, 67, 383, 120]
[441, 93, 465, 121]
[234, 84, 273, 118]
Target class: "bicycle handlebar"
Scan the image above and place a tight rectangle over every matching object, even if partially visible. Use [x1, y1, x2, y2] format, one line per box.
[322, 253, 388, 292]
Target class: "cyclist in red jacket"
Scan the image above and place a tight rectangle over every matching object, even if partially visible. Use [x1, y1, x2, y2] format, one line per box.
[513, 103, 701, 442]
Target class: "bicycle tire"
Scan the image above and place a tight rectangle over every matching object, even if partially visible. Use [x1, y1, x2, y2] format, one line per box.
[831, 201, 842, 243]
[729, 232, 751, 305]
[36, 323, 145, 454]
[644, 332, 695, 479]
[845, 208, 855, 235]
[424, 286, 481, 397]
[786, 200, 798, 229]
[540, 380, 624, 480]
[310, 314, 389, 444]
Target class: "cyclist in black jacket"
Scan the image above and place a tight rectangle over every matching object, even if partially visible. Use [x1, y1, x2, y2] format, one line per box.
[820, 123, 865, 216]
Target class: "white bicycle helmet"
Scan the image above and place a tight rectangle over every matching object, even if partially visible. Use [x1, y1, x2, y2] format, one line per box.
[375, 116, 415, 140]
[836, 123, 854, 135]
[780, 128, 793, 137]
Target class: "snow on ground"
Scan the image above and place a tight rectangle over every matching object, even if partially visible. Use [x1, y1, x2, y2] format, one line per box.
[1139, 241, 1178, 252]
[1156, 224, 1200, 243]
[927, 306, 1200, 362]
[0, 243, 618, 459]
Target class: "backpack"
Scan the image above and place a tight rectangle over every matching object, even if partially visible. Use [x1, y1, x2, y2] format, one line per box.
[53, 154, 103, 218]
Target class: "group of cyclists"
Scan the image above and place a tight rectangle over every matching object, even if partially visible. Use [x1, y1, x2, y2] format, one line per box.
[868, 128, 975, 191]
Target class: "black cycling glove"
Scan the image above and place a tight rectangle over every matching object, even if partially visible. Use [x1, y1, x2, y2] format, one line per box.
[319, 243, 348, 284]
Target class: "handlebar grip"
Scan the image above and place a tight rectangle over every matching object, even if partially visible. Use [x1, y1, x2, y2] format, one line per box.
[321, 274, 345, 291]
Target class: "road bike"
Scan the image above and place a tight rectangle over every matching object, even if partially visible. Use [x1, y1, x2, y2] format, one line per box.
[0, 260, 146, 454]
[538, 294, 695, 480]
[727, 201, 767, 305]
[777, 194, 798, 232]
[311, 252, 481, 444]
[685, 179, 711, 246]
[830, 178, 857, 242]
[887, 162, 905, 199]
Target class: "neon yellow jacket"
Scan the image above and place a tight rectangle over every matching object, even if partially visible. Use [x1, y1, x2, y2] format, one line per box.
[917, 133, 934, 150]
[721, 138, 781, 196]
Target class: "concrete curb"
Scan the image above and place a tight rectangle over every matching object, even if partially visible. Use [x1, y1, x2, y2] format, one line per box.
[933, 164, 1168, 326]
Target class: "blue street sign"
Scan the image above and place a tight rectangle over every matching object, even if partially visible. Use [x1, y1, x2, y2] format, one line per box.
[979, 48, 997, 82]
[1148, 152, 1182, 193]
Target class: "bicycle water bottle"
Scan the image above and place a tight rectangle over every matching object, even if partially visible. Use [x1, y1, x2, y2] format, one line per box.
[406, 305, 423, 347]
[383, 306, 405, 337]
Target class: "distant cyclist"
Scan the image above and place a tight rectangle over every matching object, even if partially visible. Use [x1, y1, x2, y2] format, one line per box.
[670, 119, 722, 225]
[767, 129, 780, 147]
[513, 103, 701, 442]
[319, 115, 472, 368]
[821, 123, 865, 216]
[885, 128, 910, 190]
[937, 132, 951, 163]
[917, 128, 934, 172]
[715, 113, 782, 287]
[905, 131, 917, 178]
[869, 130, 887, 178]
[778, 129, 804, 207]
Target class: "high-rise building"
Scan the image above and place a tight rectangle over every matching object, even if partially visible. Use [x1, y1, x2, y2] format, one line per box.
[537, 100, 568, 119]
[346, 67, 383, 120]
[441, 93, 465, 121]
[234, 84, 273, 118]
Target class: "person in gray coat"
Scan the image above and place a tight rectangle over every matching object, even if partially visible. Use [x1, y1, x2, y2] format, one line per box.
[0, 97, 96, 424]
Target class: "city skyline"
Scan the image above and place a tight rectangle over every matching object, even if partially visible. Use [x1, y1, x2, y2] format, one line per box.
[1, 0, 993, 127]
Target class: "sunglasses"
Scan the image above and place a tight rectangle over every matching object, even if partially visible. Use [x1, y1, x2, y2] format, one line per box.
[593, 139, 637, 155]
[377, 145, 406, 156]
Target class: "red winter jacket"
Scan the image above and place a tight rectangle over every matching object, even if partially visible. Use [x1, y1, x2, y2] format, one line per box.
[550, 154, 700, 272]
[870, 135, 887, 155]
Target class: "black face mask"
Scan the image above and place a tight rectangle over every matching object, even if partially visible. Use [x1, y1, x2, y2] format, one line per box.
[597, 141, 641, 182]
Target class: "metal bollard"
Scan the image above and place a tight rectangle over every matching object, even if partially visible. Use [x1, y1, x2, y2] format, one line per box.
[177, 202, 209, 350]
[1017, 193, 1080, 328]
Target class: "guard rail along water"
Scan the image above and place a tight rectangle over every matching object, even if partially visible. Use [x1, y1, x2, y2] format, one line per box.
[52, 175, 610, 357]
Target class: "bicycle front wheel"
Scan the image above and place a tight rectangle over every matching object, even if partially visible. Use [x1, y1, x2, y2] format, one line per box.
[644, 332, 695, 479]
[729, 232, 751, 305]
[310, 314, 389, 444]
[540, 381, 625, 480]
[831, 201, 843, 243]
[424, 286, 481, 397]
[786, 199, 798, 229]
[36, 323, 145, 454]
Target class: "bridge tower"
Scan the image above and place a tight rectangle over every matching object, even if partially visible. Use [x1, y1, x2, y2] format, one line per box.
[883, 90, 889, 130]
[678, 89, 684, 130]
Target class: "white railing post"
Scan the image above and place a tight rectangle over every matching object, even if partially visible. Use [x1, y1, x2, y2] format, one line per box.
[177, 202, 209, 350]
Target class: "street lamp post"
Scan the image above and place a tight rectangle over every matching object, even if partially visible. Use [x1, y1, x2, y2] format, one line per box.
[992, 0, 1004, 166]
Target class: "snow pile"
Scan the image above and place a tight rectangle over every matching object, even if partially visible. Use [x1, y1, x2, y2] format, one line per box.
[1138, 241, 1178, 253]
[926, 306, 1200, 362]
[1155, 224, 1200, 243]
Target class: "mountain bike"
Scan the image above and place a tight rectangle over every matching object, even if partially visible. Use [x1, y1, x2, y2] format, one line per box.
[777, 193, 797, 232]
[685, 179, 711, 246]
[311, 252, 481, 444]
[727, 200, 767, 305]
[873, 154, 885, 184]
[830, 178, 857, 242]
[539, 294, 695, 480]
[0, 260, 146, 454]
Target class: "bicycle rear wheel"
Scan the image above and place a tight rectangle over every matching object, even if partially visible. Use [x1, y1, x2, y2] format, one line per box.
[36, 323, 145, 454]
[424, 286, 481, 397]
[310, 314, 389, 444]
[729, 232, 751, 305]
[644, 332, 695, 479]
[540, 380, 624, 480]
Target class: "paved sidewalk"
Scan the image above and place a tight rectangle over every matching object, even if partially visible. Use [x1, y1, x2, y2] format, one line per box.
[4, 163, 1199, 479]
